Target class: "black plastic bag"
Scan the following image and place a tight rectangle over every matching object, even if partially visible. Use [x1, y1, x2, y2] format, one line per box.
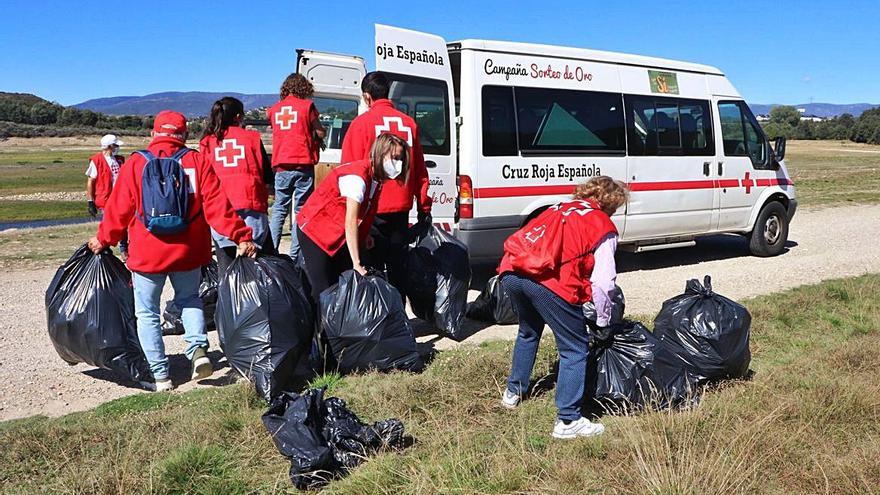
[263, 388, 406, 490]
[652, 275, 752, 386]
[582, 285, 627, 327]
[262, 389, 335, 490]
[403, 226, 472, 340]
[466, 275, 518, 325]
[587, 321, 662, 409]
[45, 245, 150, 383]
[320, 271, 421, 374]
[161, 260, 219, 335]
[216, 255, 314, 401]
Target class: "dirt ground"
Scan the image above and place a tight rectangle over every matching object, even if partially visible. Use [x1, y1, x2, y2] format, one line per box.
[0, 203, 878, 421]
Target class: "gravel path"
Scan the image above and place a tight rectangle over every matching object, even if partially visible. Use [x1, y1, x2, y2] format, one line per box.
[1, 204, 878, 421]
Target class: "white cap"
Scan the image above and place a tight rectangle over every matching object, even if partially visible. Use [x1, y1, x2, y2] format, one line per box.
[100, 134, 123, 148]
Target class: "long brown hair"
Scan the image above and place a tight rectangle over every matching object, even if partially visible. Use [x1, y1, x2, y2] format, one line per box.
[280, 73, 315, 100]
[369, 133, 409, 182]
[202, 97, 243, 141]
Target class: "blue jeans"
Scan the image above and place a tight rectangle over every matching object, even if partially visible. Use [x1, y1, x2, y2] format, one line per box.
[132, 268, 207, 381]
[269, 168, 314, 260]
[212, 210, 270, 249]
[502, 273, 590, 421]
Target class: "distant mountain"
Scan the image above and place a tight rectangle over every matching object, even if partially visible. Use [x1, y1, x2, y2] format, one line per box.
[75, 92, 278, 117]
[749, 102, 879, 118]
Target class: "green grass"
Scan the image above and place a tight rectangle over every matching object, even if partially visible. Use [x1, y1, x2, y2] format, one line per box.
[0, 223, 101, 270]
[0, 200, 87, 222]
[1, 275, 879, 494]
[0, 149, 92, 195]
[784, 140, 880, 205]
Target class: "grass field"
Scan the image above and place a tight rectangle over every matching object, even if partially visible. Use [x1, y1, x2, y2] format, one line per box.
[1, 274, 878, 494]
[0, 138, 878, 223]
[0, 223, 99, 270]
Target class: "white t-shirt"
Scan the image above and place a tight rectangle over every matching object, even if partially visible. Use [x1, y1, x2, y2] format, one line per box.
[338, 174, 378, 204]
[85, 154, 122, 185]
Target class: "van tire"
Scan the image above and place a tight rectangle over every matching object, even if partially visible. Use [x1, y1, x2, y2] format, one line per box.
[748, 201, 789, 257]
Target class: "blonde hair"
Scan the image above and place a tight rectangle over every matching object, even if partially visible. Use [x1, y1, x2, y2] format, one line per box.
[369, 133, 410, 182]
[574, 176, 629, 214]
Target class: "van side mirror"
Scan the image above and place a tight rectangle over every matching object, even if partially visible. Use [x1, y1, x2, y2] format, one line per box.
[773, 136, 786, 162]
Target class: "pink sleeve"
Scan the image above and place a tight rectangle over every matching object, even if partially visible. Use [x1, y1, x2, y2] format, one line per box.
[589, 233, 619, 326]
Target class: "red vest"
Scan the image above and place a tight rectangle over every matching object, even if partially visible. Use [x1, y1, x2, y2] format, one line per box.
[297, 159, 380, 256]
[340, 99, 431, 214]
[199, 126, 269, 213]
[90, 152, 125, 209]
[500, 200, 618, 304]
[268, 96, 319, 168]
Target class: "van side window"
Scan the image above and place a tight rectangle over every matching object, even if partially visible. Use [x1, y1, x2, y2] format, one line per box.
[481, 86, 517, 156]
[719, 101, 767, 167]
[386, 73, 450, 156]
[625, 96, 714, 156]
[514, 87, 625, 154]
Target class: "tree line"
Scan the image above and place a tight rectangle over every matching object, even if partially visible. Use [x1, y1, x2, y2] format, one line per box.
[0, 98, 154, 130]
[761, 105, 880, 144]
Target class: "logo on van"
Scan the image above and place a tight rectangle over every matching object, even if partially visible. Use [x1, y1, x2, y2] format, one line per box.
[377, 43, 445, 66]
[649, 70, 679, 94]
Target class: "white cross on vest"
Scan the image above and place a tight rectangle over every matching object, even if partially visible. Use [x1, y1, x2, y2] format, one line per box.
[374, 116, 413, 147]
[214, 139, 245, 168]
[275, 106, 298, 130]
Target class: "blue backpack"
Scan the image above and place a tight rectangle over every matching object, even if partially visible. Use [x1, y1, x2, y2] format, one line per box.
[136, 148, 192, 235]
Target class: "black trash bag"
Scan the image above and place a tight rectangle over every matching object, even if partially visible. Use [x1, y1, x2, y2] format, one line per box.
[322, 396, 406, 470]
[466, 275, 518, 325]
[262, 388, 407, 490]
[216, 255, 314, 401]
[582, 285, 627, 327]
[262, 389, 335, 490]
[320, 271, 421, 374]
[587, 320, 662, 410]
[45, 245, 150, 383]
[162, 261, 219, 336]
[403, 225, 472, 340]
[652, 275, 752, 386]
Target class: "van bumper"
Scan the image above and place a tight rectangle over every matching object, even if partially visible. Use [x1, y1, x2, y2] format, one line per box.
[787, 199, 798, 221]
[458, 215, 522, 262]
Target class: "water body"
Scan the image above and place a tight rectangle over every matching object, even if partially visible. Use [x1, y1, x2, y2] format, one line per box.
[0, 216, 98, 232]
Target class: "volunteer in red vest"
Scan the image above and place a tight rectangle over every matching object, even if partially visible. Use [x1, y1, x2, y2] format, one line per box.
[86, 134, 128, 258]
[87, 110, 257, 393]
[498, 176, 628, 440]
[200, 97, 275, 274]
[340, 71, 431, 291]
[297, 132, 410, 303]
[267, 73, 326, 261]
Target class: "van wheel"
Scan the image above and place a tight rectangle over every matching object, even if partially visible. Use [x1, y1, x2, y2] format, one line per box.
[749, 202, 789, 257]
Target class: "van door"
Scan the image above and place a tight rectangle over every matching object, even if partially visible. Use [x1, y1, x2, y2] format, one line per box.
[296, 50, 367, 182]
[375, 24, 457, 230]
[714, 99, 771, 230]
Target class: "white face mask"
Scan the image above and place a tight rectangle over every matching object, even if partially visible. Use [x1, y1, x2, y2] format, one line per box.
[383, 158, 403, 180]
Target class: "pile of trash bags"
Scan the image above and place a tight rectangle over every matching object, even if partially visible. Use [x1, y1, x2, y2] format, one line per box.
[262, 388, 406, 490]
[215, 255, 314, 401]
[320, 270, 422, 374]
[466, 275, 518, 325]
[45, 245, 151, 383]
[162, 260, 219, 336]
[586, 276, 752, 411]
[403, 225, 472, 340]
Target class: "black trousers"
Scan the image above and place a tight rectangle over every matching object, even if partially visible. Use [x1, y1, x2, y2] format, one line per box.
[297, 229, 353, 304]
[367, 212, 410, 294]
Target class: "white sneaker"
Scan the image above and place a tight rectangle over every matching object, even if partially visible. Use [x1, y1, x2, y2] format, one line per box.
[141, 379, 174, 392]
[551, 417, 605, 440]
[501, 388, 521, 409]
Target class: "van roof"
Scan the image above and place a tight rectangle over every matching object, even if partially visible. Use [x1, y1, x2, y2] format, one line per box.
[449, 39, 724, 76]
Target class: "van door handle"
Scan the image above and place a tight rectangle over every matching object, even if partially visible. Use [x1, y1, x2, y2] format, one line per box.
[718, 161, 724, 176]
[425, 160, 437, 169]
[703, 162, 710, 176]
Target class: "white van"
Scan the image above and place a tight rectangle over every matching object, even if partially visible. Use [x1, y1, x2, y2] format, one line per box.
[299, 25, 796, 261]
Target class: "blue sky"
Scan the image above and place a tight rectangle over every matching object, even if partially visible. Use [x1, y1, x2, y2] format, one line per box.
[2, 0, 878, 106]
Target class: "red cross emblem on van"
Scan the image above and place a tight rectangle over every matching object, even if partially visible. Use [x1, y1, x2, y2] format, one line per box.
[274, 106, 298, 130]
[215, 139, 245, 168]
[374, 116, 413, 147]
[741, 171, 754, 194]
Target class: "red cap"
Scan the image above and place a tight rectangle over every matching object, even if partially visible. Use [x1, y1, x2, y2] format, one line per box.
[152, 110, 187, 141]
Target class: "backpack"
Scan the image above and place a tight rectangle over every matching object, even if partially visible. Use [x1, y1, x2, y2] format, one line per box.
[502, 200, 597, 277]
[136, 148, 192, 236]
